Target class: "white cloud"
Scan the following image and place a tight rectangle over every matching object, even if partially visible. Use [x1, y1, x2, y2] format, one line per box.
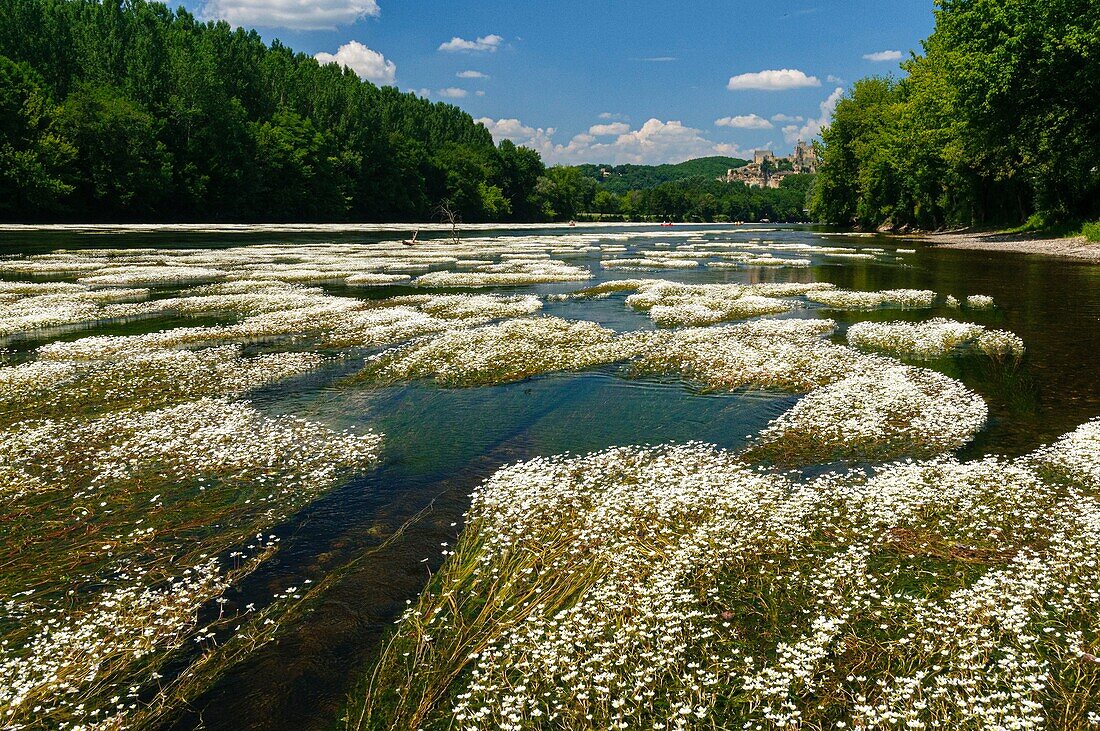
[727, 68, 820, 91]
[597, 112, 625, 120]
[437, 87, 468, 98]
[782, 86, 844, 142]
[589, 122, 631, 136]
[714, 114, 773, 129]
[416, 88, 431, 98]
[863, 50, 902, 62]
[771, 113, 804, 123]
[479, 116, 745, 165]
[457, 70, 488, 79]
[315, 41, 395, 85]
[475, 90, 486, 97]
[438, 34, 503, 53]
[477, 118, 558, 153]
[826, 74, 844, 83]
[200, 0, 379, 30]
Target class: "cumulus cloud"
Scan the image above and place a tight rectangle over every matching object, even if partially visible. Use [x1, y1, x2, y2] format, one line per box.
[589, 122, 631, 136]
[714, 114, 773, 129]
[315, 41, 395, 84]
[826, 74, 844, 83]
[438, 34, 503, 53]
[771, 113, 804, 123]
[727, 68, 820, 91]
[478, 116, 745, 165]
[782, 86, 844, 142]
[416, 88, 431, 98]
[200, 0, 379, 30]
[457, 70, 488, 79]
[863, 50, 903, 62]
[598, 112, 624, 120]
[477, 118, 558, 153]
[437, 87, 468, 98]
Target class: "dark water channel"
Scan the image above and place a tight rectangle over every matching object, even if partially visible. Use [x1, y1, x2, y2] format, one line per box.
[3, 225, 1099, 730]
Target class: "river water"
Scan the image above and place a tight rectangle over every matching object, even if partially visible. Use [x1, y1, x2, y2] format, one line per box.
[2, 224, 1098, 730]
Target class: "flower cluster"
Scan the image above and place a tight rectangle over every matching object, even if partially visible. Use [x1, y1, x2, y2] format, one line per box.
[0, 398, 382, 729]
[360, 418, 1100, 731]
[847, 318, 1026, 360]
[361, 317, 646, 387]
[750, 364, 988, 462]
[805, 288, 937, 310]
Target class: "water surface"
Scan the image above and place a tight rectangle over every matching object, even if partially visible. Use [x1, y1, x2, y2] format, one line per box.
[3, 224, 1098, 730]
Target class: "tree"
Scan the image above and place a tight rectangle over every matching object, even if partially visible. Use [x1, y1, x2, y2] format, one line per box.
[59, 84, 170, 218]
[250, 110, 345, 220]
[535, 166, 596, 220]
[0, 0, 551, 222]
[0, 54, 73, 217]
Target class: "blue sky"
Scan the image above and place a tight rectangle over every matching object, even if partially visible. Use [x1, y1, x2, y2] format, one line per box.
[176, 0, 935, 165]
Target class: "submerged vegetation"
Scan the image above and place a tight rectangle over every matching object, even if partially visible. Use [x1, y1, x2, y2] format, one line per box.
[0, 225, 1086, 730]
[349, 427, 1100, 730]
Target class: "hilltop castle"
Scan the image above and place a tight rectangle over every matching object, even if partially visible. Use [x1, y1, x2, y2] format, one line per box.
[724, 140, 817, 189]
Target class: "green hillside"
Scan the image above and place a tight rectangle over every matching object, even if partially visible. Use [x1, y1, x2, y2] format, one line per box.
[574, 156, 748, 194]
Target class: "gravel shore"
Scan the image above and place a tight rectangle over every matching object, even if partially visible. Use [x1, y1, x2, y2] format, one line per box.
[904, 230, 1100, 262]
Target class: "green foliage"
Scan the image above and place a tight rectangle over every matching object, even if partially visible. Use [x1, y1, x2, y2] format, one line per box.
[812, 0, 1100, 230]
[0, 0, 546, 222]
[542, 172, 814, 223]
[59, 83, 171, 217]
[536, 166, 597, 220]
[0, 55, 73, 215]
[1082, 221, 1100, 242]
[575, 156, 748, 194]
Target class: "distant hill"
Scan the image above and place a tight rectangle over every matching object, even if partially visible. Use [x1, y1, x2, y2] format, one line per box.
[573, 156, 749, 194]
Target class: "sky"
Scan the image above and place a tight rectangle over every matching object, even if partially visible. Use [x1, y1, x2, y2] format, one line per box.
[175, 0, 936, 165]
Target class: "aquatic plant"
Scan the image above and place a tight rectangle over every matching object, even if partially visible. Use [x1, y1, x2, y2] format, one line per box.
[0, 346, 320, 424]
[350, 418, 1100, 731]
[359, 317, 645, 387]
[749, 365, 988, 463]
[413, 260, 592, 287]
[0, 398, 382, 729]
[805, 288, 937, 310]
[624, 281, 798, 327]
[847, 318, 1025, 360]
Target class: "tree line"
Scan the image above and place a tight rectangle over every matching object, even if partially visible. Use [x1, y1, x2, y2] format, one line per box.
[0, 0, 817, 224]
[571, 156, 749, 195]
[538, 167, 815, 222]
[0, 0, 547, 222]
[811, 0, 1100, 231]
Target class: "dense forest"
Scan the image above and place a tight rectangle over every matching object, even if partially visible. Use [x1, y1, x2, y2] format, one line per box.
[0, 0, 547, 222]
[0, 0, 812, 224]
[573, 156, 749, 194]
[538, 166, 815, 222]
[811, 0, 1100, 231]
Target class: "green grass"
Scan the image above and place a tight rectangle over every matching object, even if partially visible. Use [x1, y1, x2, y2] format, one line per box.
[1005, 214, 1100, 241]
[1081, 221, 1100, 242]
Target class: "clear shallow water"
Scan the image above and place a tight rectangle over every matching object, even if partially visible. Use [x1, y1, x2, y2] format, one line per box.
[3, 224, 1099, 730]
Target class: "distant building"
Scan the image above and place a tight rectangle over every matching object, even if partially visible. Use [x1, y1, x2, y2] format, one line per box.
[753, 150, 776, 166]
[791, 140, 817, 173]
[725, 141, 818, 188]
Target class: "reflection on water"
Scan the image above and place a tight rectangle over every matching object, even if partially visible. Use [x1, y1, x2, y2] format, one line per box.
[2, 224, 1099, 730]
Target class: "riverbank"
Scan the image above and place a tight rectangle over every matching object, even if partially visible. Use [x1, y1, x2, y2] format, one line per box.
[906, 230, 1100, 262]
